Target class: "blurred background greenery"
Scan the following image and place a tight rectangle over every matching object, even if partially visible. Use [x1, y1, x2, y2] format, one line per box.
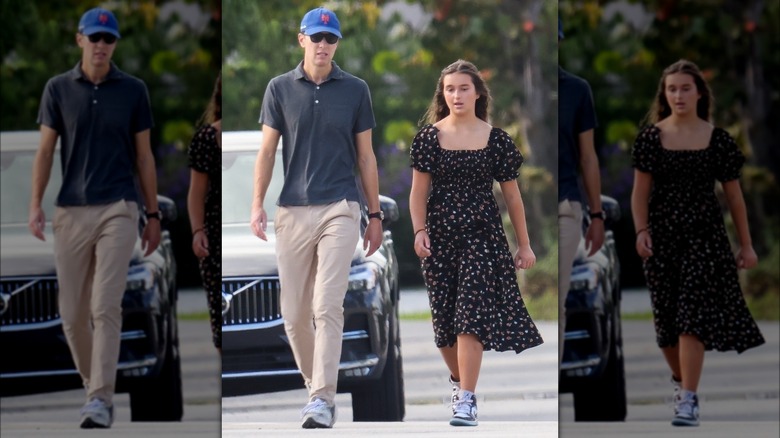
[223, 0, 560, 318]
[561, 0, 779, 319]
[1, 0, 221, 287]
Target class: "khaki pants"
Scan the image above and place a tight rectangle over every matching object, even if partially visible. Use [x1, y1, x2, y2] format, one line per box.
[274, 200, 360, 404]
[53, 200, 138, 404]
[558, 200, 583, 363]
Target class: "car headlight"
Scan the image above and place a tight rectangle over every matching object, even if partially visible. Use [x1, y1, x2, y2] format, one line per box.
[569, 263, 598, 291]
[126, 263, 155, 291]
[347, 263, 379, 292]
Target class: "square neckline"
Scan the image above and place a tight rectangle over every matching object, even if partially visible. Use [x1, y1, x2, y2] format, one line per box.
[652, 124, 716, 152]
[428, 124, 497, 152]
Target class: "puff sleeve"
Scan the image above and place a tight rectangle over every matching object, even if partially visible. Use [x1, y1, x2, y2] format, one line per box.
[714, 129, 745, 182]
[491, 129, 524, 182]
[410, 124, 436, 173]
[631, 125, 658, 173]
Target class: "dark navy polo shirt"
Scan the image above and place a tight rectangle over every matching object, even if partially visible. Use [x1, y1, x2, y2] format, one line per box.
[259, 61, 376, 206]
[37, 62, 153, 206]
[558, 67, 597, 203]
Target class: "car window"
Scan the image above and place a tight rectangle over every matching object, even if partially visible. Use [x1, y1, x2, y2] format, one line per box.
[0, 150, 61, 224]
[222, 150, 284, 224]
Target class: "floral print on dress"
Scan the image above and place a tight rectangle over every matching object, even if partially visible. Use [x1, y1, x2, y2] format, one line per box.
[631, 125, 764, 353]
[188, 124, 222, 349]
[410, 124, 543, 353]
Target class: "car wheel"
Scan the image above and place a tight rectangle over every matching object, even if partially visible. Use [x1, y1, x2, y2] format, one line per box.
[129, 294, 184, 421]
[351, 307, 405, 421]
[572, 293, 627, 421]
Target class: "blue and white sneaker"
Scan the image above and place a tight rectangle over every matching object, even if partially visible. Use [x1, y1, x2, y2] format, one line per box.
[79, 397, 114, 429]
[449, 375, 461, 414]
[301, 397, 336, 429]
[672, 390, 700, 427]
[450, 389, 478, 427]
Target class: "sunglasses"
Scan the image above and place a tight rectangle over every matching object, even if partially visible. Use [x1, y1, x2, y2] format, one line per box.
[86, 33, 117, 44]
[309, 33, 339, 44]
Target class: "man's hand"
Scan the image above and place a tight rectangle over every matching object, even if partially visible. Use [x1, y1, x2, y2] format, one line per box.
[363, 219, 383, 256]
[584, 219, 605, 256]
[251, 206, 268, 240]
[28, 206, 46, 241]
[141, 219, 161, 256]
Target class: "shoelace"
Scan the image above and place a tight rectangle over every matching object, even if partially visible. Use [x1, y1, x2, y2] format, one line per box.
[80, 398, 105, 415]
[452, 394, 474, 416]
[301, 398, 328, 417]
[676, 396, 697, 417]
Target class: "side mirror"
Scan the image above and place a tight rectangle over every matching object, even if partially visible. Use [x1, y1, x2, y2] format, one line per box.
[379, 194, 399, 226]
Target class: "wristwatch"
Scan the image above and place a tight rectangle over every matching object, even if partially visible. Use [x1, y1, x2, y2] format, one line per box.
[367, 211, 384, 221]
[589, 211, 606, 220]
[145, 211, 162, 221]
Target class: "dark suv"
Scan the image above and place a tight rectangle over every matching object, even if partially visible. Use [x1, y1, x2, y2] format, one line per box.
[559, 195, 627, 421]
[0, 131, 183, 421]
[221, 131, 405, 421]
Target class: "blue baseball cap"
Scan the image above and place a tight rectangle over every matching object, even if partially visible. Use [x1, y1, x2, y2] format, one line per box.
[300, 7, 342, 39]
[78, 8, 121, 38]
[558, 17, 564, 40]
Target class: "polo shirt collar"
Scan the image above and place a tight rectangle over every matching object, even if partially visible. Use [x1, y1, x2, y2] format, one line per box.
[293, 61, 344, 82]
[69, 61, 125, 82]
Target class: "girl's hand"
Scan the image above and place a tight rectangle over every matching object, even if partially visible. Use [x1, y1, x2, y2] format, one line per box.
[635, 230, 653, 259]
[514, 244, 536, 270]
[414, 230, 432, 258]
[736, 245, 758, 269]
[192, 230, 210, 259]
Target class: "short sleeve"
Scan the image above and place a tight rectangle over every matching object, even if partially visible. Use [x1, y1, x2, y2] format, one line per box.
[714, 129, 745, 182]
[491, 129, 524, 182]
[631, 126, 658, 173]
[131, 80, 154, 134]
[410, 125, 437, 173]
[37, 78, 63, 133]
[188, 125, 216, 174]
[259, 80, 282, 130]
[353, 80, 376, 134]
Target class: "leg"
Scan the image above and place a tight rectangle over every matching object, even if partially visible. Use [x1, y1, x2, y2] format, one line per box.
[310, 201, 360, 404]
[456, 334, 483, 392]
[89, 201, 138, 403]
[660, 344, 682, 382]
[558, 201, 583, 362]
[678, 334, 705, 392]
[439, 344, 459, 381]
[275, 206, 318, 390]
[53, 206, 98, 395]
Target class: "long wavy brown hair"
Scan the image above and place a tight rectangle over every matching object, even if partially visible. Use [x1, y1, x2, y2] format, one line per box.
[644, 59, 712, 125]
[198, 71, 222, 125]
[423, 59, 491, 125]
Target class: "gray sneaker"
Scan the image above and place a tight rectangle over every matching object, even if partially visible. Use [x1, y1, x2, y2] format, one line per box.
[79, 398, 114, 429]
[301, 397, 336, 429]
[672, 391, 700, 427]
[670, 375, 681, 402]
[449, 375, 461, 414]
[450, 389, 478, 427]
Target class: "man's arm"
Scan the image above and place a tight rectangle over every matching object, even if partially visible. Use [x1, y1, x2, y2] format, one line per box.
[355, 129, 382, 256]
[578, 128, 604, 256]
[28, 125, 58, 241]
[135, 128, 160, 256]
[251, 124, 281, 240]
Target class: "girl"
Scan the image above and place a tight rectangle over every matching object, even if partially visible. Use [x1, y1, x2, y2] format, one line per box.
[409, 60, 543, 427]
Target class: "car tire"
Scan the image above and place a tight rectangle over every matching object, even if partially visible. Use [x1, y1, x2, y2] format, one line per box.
[572, 295, 627, 421]
[350, 307, 405, 421]
[129, 297, 184, 421]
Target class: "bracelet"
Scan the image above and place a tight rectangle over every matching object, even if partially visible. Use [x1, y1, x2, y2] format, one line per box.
[414, 228, 427, 237]
[636, 227, 648, 236]
[192, 227, 205, 236]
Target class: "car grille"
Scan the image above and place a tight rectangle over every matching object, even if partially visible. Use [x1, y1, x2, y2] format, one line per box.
[0, 277, 60, 327]
[222, 278, 281, 326]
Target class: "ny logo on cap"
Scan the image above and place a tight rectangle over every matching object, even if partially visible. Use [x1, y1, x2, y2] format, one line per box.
[321, 13, 330, 24]
[99, 13, 109, 24]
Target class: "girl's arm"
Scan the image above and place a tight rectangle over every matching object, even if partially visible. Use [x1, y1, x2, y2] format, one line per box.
[499, 179, 535, 269]
[409, 169, 432, 258]
[722, 179, 758, 269]
[631, 169, 654, 259]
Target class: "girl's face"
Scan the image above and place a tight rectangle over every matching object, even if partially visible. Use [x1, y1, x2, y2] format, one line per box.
[664, 72, 700, 117]
[442, 72, 479, 117]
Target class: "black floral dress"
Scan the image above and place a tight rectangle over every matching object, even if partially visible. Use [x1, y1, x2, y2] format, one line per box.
[188, 124, 221, 349]
[631, 125, 764, 353]
[410, 124, 543, 353]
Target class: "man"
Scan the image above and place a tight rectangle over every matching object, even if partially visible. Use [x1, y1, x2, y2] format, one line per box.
[28, 7, 160, 429]
[558, 18, 605, 360]
[250, 6, 383, 429]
